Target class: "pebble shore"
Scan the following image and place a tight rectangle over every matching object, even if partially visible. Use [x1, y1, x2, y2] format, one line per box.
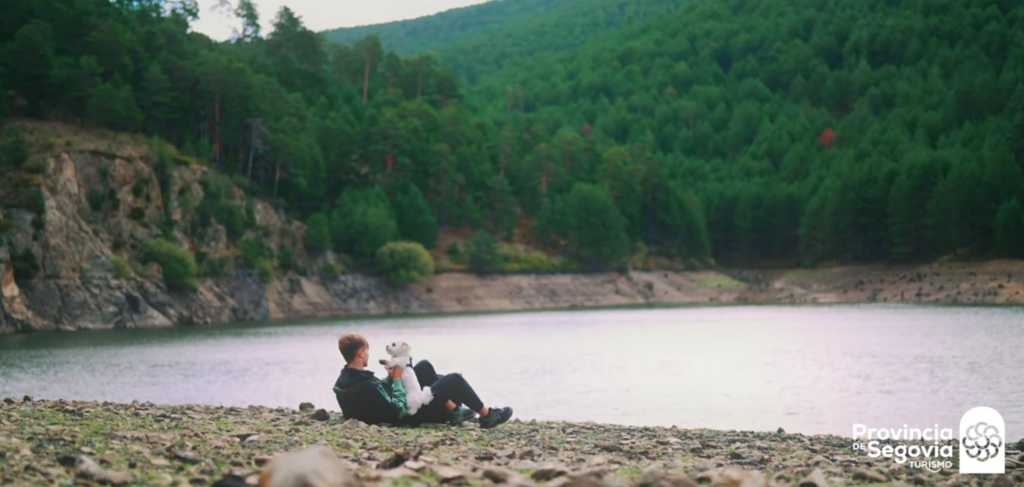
[1, 397, 1021, 487]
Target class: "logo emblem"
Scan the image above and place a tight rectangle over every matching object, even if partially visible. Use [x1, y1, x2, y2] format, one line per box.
[959, 406, 1005, 474]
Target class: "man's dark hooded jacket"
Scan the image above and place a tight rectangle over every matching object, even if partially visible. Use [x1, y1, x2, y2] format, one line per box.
[333, 366, 407, 425]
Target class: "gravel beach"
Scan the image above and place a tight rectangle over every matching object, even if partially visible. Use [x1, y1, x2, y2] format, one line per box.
[1, 398, 1020, 487]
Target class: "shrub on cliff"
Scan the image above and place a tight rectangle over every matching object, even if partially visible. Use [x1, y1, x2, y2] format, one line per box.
[278, 247, 295, 271]
[1, 182, 46, 215]
[321, 260, 342, 280]
[0, 128, 28, 170]
[513, 253, 559, 273]
[240, 236, 276, 283]
[254, 258, 275, 283]
[27, 186, 45, 215]
[10, 247, 40, 282]
[375, 241, 434, 285]
[109, 255, 133, 279]
[129, 207, 145, 221]
[305, 212, 331, 254]
[240, 237, 272, 266]
[141, 239, 198, 292]
[220, 205, 246, 242]
[0, 129, 48, 216]
[86, 187, 106, 211]
[194, 171, 247, 242]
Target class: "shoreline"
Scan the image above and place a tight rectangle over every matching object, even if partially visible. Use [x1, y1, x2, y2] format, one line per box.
[2, 398, 1020, 486]
[4, 259, 1024, 334]
[4, 299, 1012, 338]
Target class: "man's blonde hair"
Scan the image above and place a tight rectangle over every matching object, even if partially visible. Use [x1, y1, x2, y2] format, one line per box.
[338, 334, 368, 363]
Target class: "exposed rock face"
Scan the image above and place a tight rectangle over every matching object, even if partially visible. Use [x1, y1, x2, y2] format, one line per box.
[1, 241, 43, 333]
[0, 248, 8, 331]
[0, 122, 309, 330]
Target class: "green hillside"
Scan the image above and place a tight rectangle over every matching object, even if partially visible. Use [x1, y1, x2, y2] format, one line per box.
[2, 0, 1024, 279]
[472, 0, 1024, 266]
[323, 0, 556, 55]
[323, 0, 689, 83]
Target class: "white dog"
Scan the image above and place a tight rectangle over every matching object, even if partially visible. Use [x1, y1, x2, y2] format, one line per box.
[379, 341, 434, 416]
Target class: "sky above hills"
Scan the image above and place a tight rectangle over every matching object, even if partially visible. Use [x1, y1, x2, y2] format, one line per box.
[189, 0, 491, 41]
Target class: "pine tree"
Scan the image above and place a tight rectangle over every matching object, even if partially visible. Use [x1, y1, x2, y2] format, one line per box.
[87, 19, 136, 80]
[888, 152, 947, 262]
[1011, 85, 1024, 168]
[87, 75, 142, 132]
[533, 194, 569, 253]
[393, 183, 440, 249]
[9, 21, 56, 112]
[995, 198, 1024, 258]
[54, 56, 102, 120]
[138, 64, 173, 136]
[234, 0, 262, 43]
[925, 161, 985, 257]
[487, 174, 519, 240]
[563, 183, 630, 269]
[465, 230, 501, 274]
[669, 188, 712, 261]
[330, 187, 398, 259]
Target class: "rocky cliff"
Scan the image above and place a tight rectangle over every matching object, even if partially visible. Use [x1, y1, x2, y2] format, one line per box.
[0, 121, 312, 332]
[2, 121, 1023, 334]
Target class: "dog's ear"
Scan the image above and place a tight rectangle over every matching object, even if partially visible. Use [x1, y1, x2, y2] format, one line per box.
[402, 342, 408, 348]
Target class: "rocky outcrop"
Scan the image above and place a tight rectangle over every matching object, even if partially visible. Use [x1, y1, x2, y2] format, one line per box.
[0, 243, 43, 333]
[0, 121, 311, 332]
[0, 248, 9, 331]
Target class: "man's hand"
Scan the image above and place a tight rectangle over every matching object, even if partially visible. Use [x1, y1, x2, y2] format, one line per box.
[388, 365, 404, 381]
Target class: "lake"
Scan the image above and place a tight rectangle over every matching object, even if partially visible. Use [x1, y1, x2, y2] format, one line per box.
[1, 304, 1022, 438]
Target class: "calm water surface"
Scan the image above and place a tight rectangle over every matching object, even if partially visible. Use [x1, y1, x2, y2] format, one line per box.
[1, 304, 1022, 437]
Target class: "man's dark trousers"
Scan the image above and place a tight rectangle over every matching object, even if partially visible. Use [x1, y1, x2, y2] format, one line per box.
[406, 360, 484, 424]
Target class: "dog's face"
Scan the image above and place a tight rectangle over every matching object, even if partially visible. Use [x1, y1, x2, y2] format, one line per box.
[385, 341, 411, 357]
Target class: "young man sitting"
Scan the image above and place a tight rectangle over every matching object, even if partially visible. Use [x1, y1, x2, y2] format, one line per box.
[332, 334, 513, 428]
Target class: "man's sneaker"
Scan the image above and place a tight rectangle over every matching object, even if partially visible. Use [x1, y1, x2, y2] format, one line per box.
[448, 407, 476, 425]
[479, 407, 513, 429]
